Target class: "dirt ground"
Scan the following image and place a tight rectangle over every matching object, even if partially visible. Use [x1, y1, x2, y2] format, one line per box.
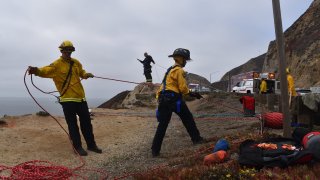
[0, 93, 266, 179]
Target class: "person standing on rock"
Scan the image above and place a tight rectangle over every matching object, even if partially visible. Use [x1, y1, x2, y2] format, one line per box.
[28, 40, 102, 156]
[151, 48, 205, 157]
[137, 52, 155, 83]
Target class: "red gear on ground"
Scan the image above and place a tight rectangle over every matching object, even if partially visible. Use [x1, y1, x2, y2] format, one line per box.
[263, 112, 283, 129]
[240, 96, 255, 110]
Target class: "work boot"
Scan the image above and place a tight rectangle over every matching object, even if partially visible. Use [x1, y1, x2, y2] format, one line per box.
[193, 137, 207, 145]
[87, 145, 102, 154]
[75, 147, 88, 156]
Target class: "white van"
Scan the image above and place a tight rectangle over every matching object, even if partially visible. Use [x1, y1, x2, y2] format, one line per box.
[238, 79, 254, 94]
[232, 81, 245, 93]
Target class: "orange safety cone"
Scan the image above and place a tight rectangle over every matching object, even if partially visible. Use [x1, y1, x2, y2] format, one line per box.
[203, 150, 228, 165]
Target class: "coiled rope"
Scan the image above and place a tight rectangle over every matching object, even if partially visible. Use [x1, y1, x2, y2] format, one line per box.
[0, 69, 108, 179]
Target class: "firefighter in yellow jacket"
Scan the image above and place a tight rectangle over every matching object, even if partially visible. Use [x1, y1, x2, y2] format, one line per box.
[151, 48, 205, 157]
[286, 68, 297, 97]
[259, 78, 267, 94]
[28, 40, 102, 156]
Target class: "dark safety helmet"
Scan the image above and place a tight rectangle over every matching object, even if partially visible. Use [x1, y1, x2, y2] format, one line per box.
[168, 48, 191, 60]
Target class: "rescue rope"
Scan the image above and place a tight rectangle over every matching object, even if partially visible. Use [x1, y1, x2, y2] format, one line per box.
[94, 111, 256, 119]
[154, 63, 167, 70]
[94, 76, 141, 85]
[0, 69, 108, 179]
[22, 67, 260, 179]
[154, 65, 161, 83]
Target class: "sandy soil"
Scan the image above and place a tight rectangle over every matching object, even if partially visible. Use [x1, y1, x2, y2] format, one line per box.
[0, 93, 263, 179]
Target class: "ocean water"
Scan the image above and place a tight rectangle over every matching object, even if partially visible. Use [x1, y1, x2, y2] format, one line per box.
[0, 97, 107, 116]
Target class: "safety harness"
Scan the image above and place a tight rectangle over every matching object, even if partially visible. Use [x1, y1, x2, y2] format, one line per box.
[160, 65, 182, 113]
[59, 61, 74, 99]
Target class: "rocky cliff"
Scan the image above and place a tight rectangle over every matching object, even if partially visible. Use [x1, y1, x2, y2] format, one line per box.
[220, 53, 266, 81]
[262, 0, 320, 88]
[219, 0, 320, 89]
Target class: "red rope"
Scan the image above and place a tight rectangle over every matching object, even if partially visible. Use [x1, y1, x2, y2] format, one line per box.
[94, 76, 141, 85]
[0, 69, 108, 179]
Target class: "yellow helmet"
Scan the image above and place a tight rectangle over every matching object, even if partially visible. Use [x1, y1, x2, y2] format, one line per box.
[286, 68, 290, 74]
[59, 40, 75, 52]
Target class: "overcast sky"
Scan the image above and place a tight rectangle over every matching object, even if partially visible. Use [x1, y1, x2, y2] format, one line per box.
[0, 0, 313, 100]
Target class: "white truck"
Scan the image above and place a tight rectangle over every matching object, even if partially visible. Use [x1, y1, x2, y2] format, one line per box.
[232, 72, 280, 94]
[238, 79, 254, 94]
[253, 72, 280, 94]
[231, 71, 254, 93]
[232, 79, 254, 93]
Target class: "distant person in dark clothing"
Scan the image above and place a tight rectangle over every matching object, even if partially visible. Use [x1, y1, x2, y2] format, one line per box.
[137, 52, 155, 83]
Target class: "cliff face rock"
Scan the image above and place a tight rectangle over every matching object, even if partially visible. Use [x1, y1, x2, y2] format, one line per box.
[220, 53, 266, 81]
[120, 84, 159, 109]
[263, 0, 320, 88]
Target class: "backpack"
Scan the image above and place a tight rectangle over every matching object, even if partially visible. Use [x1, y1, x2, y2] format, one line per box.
[292, 128, 320, 160]
[238, 137, 314, 168]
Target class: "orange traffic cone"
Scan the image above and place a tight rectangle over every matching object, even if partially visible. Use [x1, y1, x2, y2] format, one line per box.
[203, 150, 228, 165]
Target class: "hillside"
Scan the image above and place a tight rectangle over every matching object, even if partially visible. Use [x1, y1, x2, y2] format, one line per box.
[218, 0, 319, 89]
[186, 73, 211, 87]
[263, 0, 320, 88]
[220, 53, 266, 81]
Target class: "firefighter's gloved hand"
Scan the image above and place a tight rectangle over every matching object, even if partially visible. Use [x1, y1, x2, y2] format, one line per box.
[189, 92, 203, 99]
[86, 73, 94, 78]
[28, 66, 38, 75]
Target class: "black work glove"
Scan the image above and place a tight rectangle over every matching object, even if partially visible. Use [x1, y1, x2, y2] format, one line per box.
[28, 66, 38, 75]
[189, 92, 203, 99]
[85, 73, 94, 78]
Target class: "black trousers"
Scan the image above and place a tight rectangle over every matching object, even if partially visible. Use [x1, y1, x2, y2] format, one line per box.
[60, 101, 96, 149]
[151, 96, 201, 154]
[144, 69, 152, 82]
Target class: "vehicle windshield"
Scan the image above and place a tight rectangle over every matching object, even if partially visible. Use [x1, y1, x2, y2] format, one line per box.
[239, 81, 245, 87]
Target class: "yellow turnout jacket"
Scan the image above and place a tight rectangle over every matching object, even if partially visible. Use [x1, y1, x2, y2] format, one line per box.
[287, 74, 297, 96]
[35, 57, 90, 102]
[157, 64, 190, 98]
[259, 80, 267, 93]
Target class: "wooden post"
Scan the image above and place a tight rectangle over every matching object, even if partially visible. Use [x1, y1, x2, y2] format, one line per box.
[272, 0, 291, 137]
[228, 72, 231, 92]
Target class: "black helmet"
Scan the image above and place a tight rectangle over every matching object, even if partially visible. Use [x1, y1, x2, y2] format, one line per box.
[168, 48, 191, 60]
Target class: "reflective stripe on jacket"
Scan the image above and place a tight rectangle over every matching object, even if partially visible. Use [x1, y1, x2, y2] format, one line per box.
[35, 57, 89, 102]
[157, 65, 189, 98]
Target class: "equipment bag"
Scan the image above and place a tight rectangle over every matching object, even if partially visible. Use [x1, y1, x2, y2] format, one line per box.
[238, 137, 314, 168]
[302, 132, 320, 160]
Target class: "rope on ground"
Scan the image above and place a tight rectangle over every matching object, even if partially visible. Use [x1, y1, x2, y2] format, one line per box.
[94, 111, 259, 121]
[0, 69, 108, 179]
[114, 137, 254, 179]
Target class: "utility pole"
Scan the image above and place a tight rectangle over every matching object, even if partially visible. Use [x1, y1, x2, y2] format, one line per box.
[228, 72, 231, 92]
[272, 0, 291, 137]
[210, 71, 219, 83]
